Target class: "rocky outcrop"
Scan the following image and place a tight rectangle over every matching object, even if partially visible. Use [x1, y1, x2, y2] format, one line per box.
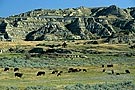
[25, 22, 73, 41]
[94, 5, 131, 19]
[0, 20, 11, 41]
[0, 5, 135, 43]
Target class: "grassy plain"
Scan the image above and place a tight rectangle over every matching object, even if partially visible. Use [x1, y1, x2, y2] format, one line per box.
[0, 40, 134, 89]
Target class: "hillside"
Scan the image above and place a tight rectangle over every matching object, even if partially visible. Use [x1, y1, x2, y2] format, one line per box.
[0, 5, 135, 43]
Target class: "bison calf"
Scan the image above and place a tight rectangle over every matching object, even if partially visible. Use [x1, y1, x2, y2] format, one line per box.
[125, 70, 130, 74]
[15, 73, 23, 78]
[37, 71, 45, 76]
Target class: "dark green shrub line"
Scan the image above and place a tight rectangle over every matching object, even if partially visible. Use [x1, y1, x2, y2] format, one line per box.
[1, 81, 134, 90]
[64, 81, 135, 90]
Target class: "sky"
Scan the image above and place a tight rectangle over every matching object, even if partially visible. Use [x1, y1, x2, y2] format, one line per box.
[0, 0, 135, 17]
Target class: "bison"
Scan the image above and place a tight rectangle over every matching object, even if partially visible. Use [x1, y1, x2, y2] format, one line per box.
[51, 70, 58, 74]
[72, 69, 78, 72]
[111, 70, 114, 74]
[116, 73, 120, 75]
[57, 73, 61, 76]
[4, 67, 9, 71]
[78, 69, 82, 72]
[59, 71, 63, 73]
[14, 68, 19, 72]
[107, 64, 113, 67]
[37, 71, 45, 76]
[83, 69, 87, 72]
[102, 65, 104, 68]
[125, 70, 130, 74]
[15, 73, 23, 78]
[68, 68, 73, 71]
[68, 68, 74, 73]
[102, 69, 106, 72]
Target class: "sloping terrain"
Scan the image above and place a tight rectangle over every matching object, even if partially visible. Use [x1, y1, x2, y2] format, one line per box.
[0, 5, 135, 43]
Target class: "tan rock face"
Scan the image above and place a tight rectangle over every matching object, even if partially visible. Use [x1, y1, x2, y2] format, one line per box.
[0, 5, 135, 43]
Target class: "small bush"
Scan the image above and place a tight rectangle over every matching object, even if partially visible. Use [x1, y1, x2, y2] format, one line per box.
[24, 86, 55, 90]
[6, 86, 19, 90]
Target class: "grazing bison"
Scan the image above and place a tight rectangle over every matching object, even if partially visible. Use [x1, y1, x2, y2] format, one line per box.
[68, 68, 86, 73]
[59, 71, 63, 73]
[68, 70, 72, 73]
[62, 42, 67, 48]
[83, 69, 87, 72]
[72, 69, 78, 72]
[102, 65, 104, 68]
[15, 73, 23, 78]
[57, 73, 61, 76]
[111, 70, 114, 74]
[4, 67, 9, 71]
[37, 71, 45, 76]
[14, 68, 19, 72]
[51, 70, 58, 74]
[125, 70, 130, 74]
[68, 68, 74, 71]
[78, 69, 82, 72]
[68, 69, 76, 73]
[116, 73, 120, 75]
[107, 64, 113, 67]
[102, 69, 106, 72]
[68, 68, 74, 73]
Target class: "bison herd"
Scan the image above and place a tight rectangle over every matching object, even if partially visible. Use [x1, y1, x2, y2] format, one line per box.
[2, 67, 88, 78]
[1, 65, 131, 79]
[68, 68, 87, 73]
[101, 64, 131, 75]
[3, 67, 23, 78]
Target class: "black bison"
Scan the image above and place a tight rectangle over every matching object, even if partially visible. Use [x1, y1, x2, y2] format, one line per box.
[15, 73, 23, 78]
[102, 65, 104, 68]
[37, 71, 45, 76]
[59, 71, 63, 73]
[107, 64, 113, 67]
[56, 71, 63, 76]
[62, 42, 67, 48]
[68, 70, 72, 73]
[4, 67, 9, 71]
[78, 69, 82, 72]
[51, 70, 58, 74]
[111, 70, 114, 74]
[116, 73, 120, 75]
[72, 69, 78, 72]
[68, 68, 74, 73]
[68, 68, 74, 71]
[125, 70, 130, 74]
[102, 69, 106, 72]
[83, 69, 87, 72]
[57, 73, 61, 76]
[14, 68, 19, 72]
[68, 68, 86, 73]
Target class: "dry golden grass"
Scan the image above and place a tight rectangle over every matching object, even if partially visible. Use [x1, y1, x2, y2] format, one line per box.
[0, 40, 133, 89]
[0, 64, 134, 89]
